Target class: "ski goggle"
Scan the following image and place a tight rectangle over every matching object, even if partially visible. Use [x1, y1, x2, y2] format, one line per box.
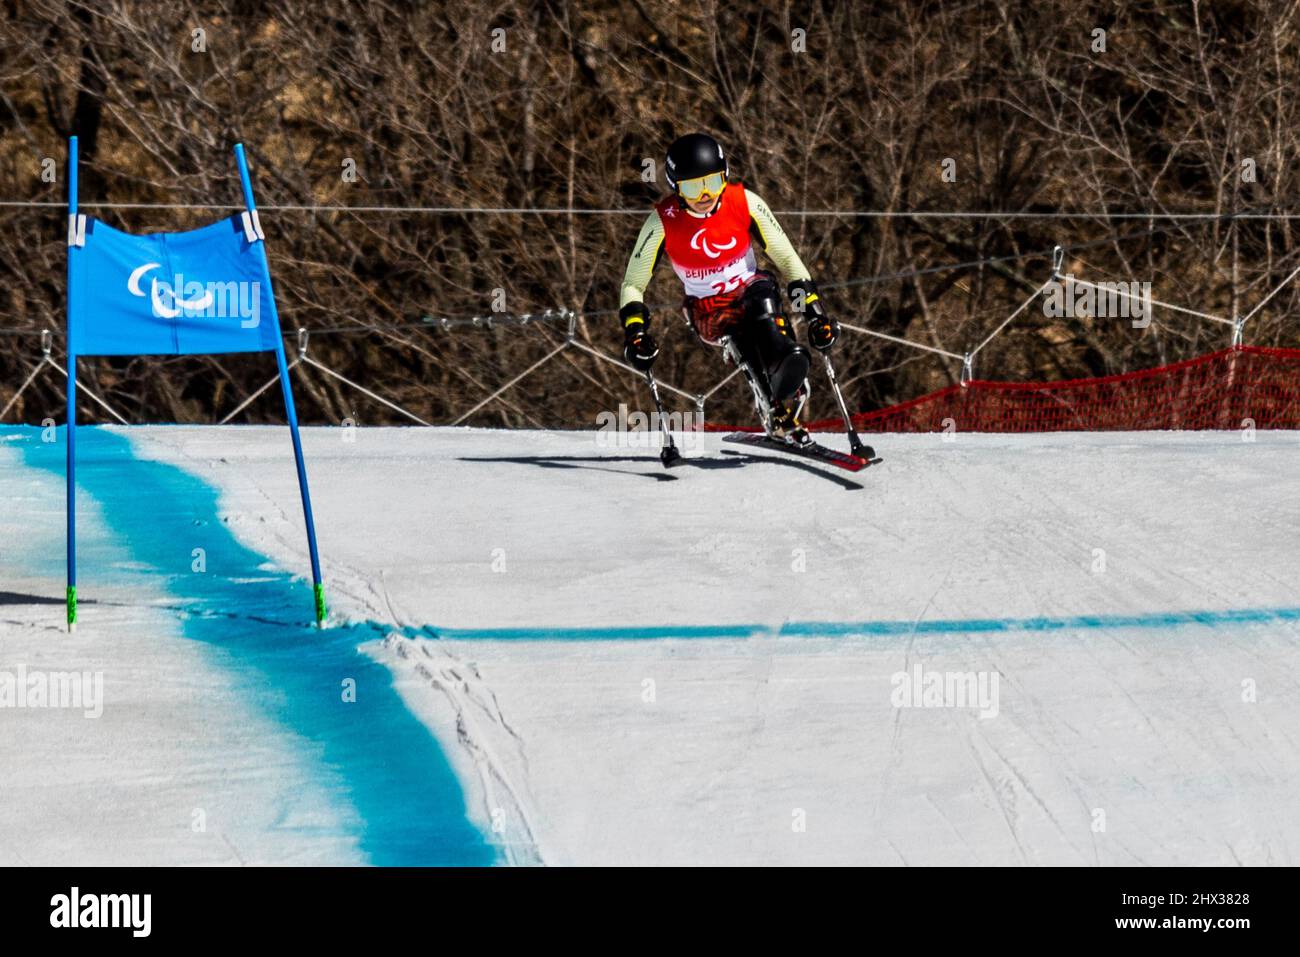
[676, 172, 726, 201]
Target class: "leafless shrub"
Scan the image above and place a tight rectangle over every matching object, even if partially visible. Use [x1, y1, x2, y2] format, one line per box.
[1, 0, 1296, 426]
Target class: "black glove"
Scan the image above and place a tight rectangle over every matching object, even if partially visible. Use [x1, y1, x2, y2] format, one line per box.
[620, 301, 659, 371]
[789, 279, 837, 351]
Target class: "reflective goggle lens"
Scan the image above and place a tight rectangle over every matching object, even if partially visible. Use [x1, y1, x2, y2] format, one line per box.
[677, 172, 725, 200]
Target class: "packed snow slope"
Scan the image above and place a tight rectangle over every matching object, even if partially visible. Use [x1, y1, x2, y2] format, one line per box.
[0, 426, 491, 866]
[4, 425, 1299, 865]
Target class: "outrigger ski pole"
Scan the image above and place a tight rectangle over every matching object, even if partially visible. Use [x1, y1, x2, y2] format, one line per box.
[819, 351, 876, 461]
[644, 370, 683, 467]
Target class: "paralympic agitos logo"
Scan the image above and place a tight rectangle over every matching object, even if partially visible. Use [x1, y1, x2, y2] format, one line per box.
[689, 227, 737, 260]
[127, 262, 261, 328]
[128, 262, 212, 317]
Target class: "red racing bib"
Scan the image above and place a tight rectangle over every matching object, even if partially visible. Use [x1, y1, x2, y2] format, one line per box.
[655, 182, 758, 298]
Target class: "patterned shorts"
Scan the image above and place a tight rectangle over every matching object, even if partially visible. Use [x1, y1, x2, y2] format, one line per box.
[682, 272, 777, 345]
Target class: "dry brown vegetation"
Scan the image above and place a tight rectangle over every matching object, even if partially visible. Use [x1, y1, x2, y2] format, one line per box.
[2, 0, 1299, 427]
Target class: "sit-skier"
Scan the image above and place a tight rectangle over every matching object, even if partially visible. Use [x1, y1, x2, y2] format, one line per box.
[618, 132, 839, 446]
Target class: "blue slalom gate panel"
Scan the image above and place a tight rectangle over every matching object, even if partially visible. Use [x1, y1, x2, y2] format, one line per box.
[63, 136, 325, 629]
[67, 215, 281, 356]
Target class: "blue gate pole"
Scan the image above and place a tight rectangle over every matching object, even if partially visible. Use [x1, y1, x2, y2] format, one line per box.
[232, 143, 326, 627]
[66, 135, 79, 632]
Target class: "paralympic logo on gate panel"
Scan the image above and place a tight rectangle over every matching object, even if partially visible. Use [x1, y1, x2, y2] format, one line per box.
[128, 262, 260, 328]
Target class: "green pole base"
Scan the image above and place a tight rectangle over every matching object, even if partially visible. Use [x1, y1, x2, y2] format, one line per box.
[67, 585, 77, 632]
[313, 582, 327, 628]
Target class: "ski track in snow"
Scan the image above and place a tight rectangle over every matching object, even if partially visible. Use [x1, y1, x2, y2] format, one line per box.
[5, 425, 1300, 866]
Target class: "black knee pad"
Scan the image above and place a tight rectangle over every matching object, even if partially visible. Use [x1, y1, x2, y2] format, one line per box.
[740, 277, 783, 326]
[742, 294, 780, 328]
[739, 282, 795, 364]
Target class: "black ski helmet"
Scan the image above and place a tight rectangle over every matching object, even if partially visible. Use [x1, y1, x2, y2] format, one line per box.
[665, 133, 728, 191]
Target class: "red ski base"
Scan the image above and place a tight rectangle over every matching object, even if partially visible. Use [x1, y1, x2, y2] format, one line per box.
[720, 432, 881, 472]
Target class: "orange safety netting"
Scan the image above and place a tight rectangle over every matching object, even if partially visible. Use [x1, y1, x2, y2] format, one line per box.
[792, 346, 1300, 433]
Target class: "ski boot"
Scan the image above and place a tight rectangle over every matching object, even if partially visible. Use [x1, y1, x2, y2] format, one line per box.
[767, 389, 812, 447]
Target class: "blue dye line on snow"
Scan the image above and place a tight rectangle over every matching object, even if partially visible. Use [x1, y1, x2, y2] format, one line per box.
[396, 605, 1300, 642]
[6, 425, 492, 866]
